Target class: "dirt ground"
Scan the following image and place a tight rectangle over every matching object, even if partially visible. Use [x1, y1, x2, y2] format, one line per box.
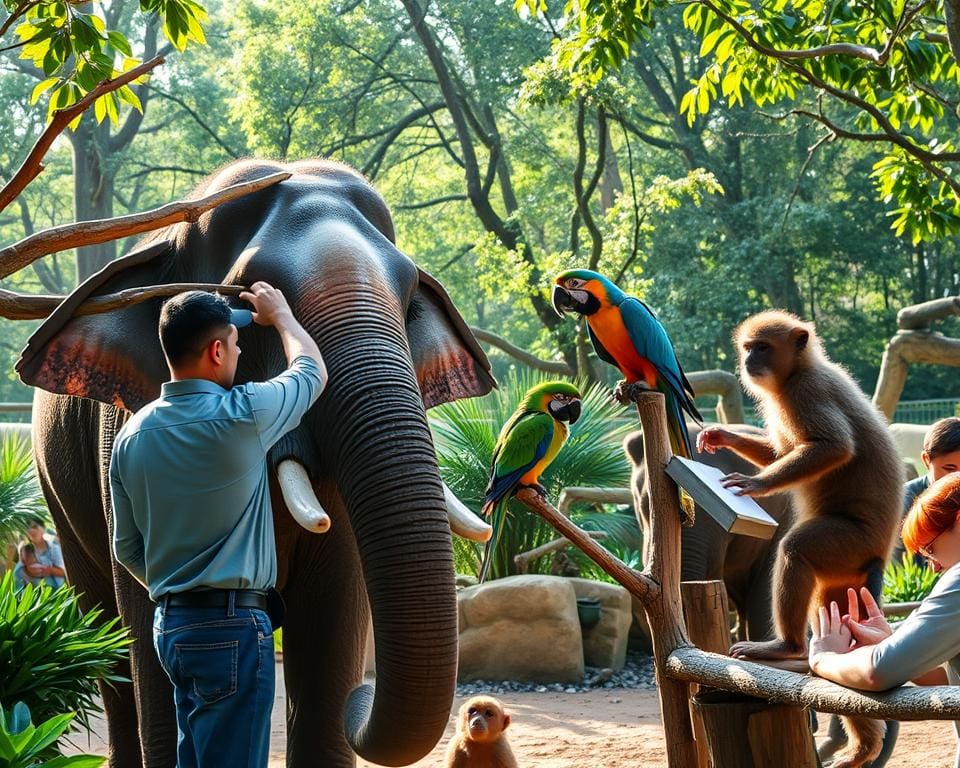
[67, 661, 957, 766]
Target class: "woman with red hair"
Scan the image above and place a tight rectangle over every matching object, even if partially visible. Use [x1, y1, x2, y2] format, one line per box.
[809, 472, 960, 691]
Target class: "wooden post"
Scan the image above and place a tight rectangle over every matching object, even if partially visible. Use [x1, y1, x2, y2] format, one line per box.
[690, 690, 818, 768]
[680, 581, 730, 655]
[631, 393, 698, 768]
[681, 581, 731, 768]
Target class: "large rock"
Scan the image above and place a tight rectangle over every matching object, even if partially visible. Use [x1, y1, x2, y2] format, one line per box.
[457, 575, 583, 683]
[568, 578, 632, 670]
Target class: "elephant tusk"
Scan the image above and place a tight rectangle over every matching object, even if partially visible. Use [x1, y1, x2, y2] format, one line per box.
[277, 460, 332, 534]
[443, 482, 492, 542]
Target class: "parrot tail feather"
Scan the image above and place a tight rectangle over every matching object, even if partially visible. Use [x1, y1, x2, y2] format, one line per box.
[478, 496, 509, 583]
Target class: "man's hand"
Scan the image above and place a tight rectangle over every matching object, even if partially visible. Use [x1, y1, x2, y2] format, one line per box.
[239, 281, 295, 328]
[696, 426, 738, 455]
[844, 586, 892, 648]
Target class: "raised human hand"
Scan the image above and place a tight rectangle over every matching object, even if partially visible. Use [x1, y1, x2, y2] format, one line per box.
[810, 600, 853, 661]
[843, 586, 892, 648]
[239, 281, 294, 328]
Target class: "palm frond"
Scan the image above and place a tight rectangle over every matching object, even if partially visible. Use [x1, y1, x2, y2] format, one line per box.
[0, 433, 47, 545]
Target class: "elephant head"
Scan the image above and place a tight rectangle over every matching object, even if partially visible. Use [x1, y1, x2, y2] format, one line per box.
[15, 159, 495, 765]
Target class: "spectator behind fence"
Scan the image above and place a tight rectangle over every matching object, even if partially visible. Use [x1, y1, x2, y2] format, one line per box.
[12, 542, 38, 590]
[24, 517, 65, 589]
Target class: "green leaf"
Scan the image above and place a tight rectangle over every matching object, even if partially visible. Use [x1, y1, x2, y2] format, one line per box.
[29, 77, 59, 105]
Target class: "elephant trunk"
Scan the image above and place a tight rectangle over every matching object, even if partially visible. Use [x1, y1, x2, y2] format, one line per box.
[310, 288, 457, 766]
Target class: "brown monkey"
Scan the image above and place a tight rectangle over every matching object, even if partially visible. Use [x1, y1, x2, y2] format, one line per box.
[698, 311, 900, 767]
[445, 695, 518, 768]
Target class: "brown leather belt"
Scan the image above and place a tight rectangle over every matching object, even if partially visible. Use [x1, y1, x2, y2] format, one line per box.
[162, 589, 268, 610]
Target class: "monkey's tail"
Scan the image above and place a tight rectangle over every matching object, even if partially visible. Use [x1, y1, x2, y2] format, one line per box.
[832, 715, 884, 768]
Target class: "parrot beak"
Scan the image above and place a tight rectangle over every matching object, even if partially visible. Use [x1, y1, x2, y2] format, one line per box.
[552, 284, 576, 317]
[550, 398, 582, 423]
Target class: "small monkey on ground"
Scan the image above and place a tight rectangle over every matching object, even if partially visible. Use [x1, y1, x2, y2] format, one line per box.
[445, 695, 518, 768]
[697, 310, 901, 768]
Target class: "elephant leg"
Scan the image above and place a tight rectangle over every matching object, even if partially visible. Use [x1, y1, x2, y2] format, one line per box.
[283, 525, 368, 768]
[112, 564, 177, 768]
[41, 483, 143, 768]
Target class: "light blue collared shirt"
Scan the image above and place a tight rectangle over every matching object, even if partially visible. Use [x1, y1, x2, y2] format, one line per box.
[110, 355, 324, 600]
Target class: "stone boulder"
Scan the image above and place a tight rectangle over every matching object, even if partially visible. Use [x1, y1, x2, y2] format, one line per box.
[457, 575, 583, 683]
[568, 578, 632, 670]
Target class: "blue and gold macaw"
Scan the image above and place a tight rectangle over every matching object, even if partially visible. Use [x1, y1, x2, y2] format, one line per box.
[552, 269, 702, 460]
[478, 381, 582, 583]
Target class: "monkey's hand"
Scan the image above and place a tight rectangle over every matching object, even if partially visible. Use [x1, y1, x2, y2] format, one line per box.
[696, 426, 737, 454]
[720, 472, 770, 497]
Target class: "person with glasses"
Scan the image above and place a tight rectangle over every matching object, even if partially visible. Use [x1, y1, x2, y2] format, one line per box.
[810, 472, 960, 766]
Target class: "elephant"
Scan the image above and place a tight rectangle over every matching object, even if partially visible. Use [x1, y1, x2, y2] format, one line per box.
[15, 159, 497, 767]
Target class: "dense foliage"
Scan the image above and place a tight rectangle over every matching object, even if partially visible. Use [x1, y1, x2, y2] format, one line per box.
[0, 574, 130, 732]
[1, 0, 958, 404]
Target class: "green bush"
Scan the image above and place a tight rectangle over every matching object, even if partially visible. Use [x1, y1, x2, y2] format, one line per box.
[0, 573, 130, 732]
[0, 701, 104, 768]
[882, 552, 940, 604]
[431, 369, 638, 581]
[0, 434, 48, 545]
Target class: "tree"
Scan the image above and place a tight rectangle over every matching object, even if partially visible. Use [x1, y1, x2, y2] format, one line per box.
[520, 0, 960, 247]
[1, 0, 208, 279]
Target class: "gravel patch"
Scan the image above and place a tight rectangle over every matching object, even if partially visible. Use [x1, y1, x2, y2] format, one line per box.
[455, 651, 657, 696]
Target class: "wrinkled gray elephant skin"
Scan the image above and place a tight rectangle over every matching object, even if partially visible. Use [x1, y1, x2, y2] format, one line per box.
[17, 159, 495, 768]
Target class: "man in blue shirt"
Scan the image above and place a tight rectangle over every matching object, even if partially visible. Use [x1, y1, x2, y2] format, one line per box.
[110, 282, 327, 768]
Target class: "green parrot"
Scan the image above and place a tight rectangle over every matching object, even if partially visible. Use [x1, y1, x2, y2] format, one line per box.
[478, 381, 583, 583]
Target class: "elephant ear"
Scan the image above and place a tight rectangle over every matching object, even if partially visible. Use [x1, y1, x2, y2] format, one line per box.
[408, 269, 496, 409]
[16, 240, 174, 412]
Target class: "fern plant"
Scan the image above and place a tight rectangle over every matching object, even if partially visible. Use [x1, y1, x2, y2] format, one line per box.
[431, 369, 639, 581]
[882, 552, 941, 604]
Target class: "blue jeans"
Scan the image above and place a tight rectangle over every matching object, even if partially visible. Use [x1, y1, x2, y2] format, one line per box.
[153, 599, 275, 768]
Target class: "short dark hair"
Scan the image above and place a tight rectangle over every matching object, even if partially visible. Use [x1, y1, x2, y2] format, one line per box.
[923, 417, 960, 459]
[26, 516, 45, 528]
[159, 291, 232, 368]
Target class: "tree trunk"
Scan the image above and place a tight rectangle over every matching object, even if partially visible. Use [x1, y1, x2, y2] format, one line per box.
[600, 122, 623, 211]
[70, 119, 116, 281]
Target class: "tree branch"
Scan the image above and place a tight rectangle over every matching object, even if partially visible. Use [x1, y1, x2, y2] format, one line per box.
[667, 646, 960, 721]
[0, 0, 42, 38]
[394, 194, 467, 210]
[360, 101, 447, 177]
[516, 488, 658, 603]
[0, 282, 246, 321]
[700, 0, 960, 169]
[469, 326, 574, 375]
[0, 171, 291, 279]
[0, 55, 165, 215]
